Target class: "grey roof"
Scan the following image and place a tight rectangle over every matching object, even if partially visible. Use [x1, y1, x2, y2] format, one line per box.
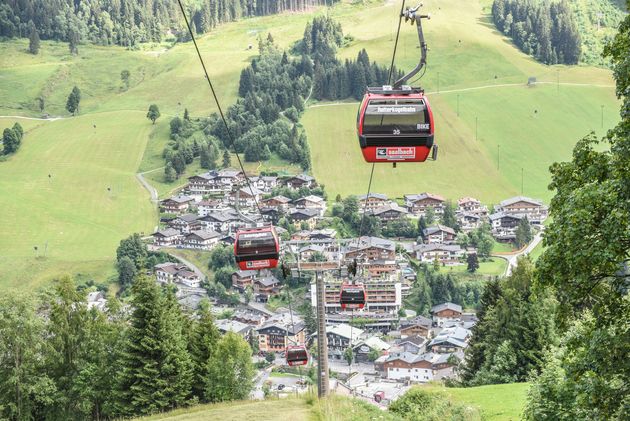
[153, 228, 181, 237]
[404, 192, 445, 203]
[294, 195, 324, 204]
[178, 294, 206, 310]
[256, 276, 280, 287]
[289, 174, 315, 182]
[386, 352, 432, 364]
[348, 236, 395, 252]
[431, 302, 463, 314]
[401, 315, 432, 328]
[358, 193, 388, 201]
[257, 312, 305, 335]
[217, 168, 243, 178]
[188, 173, 216, 181]
[215, 319, 252, 334]
[264, 195, 291, 203]
[163, 195, 193, 204]
[177, 213, 200, 223]
[424, 224, 456, 236]
[289, 208, 319, 218]
[372, 204, 408, 216]
[489, 212, 523, 221]
[498, 196, 544, 207]
[326, 323, 364, 342]
[237, 186, 263, 197]
[429, 337, 468, 349]
[186, 230, 221, 240]
[415, 244, 462, 253]
[397, 335, 427, 346]
[233, 269, 257, 278]
[299, 244, 325, 253]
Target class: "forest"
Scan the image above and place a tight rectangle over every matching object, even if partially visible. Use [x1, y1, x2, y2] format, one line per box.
[0, 0, 339, 47]
[492, 0, 582, 64]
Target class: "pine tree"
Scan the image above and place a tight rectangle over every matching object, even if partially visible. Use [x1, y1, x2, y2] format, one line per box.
[467, 253, 480, 273]
[28, 24, 40, 55]
[222, 149, 231, 168]
[2, 128, 19, 154]
[188, 301, 220, 401]
[147, 104, 160, 124]
[164, 162, 176, 182]
[183, 108, 190, 121]
[515, 216, 532, 248]
[417, 216, 427, 238]
[117, 256, 137, 288]
[424, 206, 436, 225]
[66, 86, 81, 115]
[441, 200, 459, 231]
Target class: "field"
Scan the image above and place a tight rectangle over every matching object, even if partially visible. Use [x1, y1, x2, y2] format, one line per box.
[426, 382, 529, 420]
[438, 257, 507, 277]
[304, 0, 621, 203]
[137, 382, 529, 420]
[0, 113, 155, 288]
[0, 0, 622, 288]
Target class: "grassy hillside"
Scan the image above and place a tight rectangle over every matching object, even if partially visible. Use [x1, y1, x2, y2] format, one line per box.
[304, 0, 620, 203]
[136, 383, 528, 420]
[0, 113, 156, 288]
[0, 0, 621, 288]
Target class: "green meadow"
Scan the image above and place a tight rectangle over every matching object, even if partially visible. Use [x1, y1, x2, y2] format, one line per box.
[0, 0, 621, 288]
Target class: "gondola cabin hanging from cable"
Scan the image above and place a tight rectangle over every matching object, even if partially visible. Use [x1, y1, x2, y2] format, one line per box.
[340, 283, 367, 309]
[234, 226, 280, 270]
[357, 4, 437, 164]
[357, 88, 434, 163]
[286, 345, 309, 366]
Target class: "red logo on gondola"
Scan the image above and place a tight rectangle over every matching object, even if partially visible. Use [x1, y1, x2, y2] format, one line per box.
[376, 147, 416, 160]
[246, 260, 270, 269]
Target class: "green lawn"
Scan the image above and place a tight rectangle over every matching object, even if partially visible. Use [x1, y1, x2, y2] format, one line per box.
[138, 398, 312, 421]
[438, 257, 507, 276]
[492, 240, 516, 253]
[426, 383, 529, 421]
[304, 0, 620, 204]
[0, 113, 155, 288]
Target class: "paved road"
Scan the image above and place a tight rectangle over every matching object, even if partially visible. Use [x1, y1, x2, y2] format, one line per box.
[496, 231, 544, 277]
[135, 170, 160, 204]
[0, 115, 66, 121]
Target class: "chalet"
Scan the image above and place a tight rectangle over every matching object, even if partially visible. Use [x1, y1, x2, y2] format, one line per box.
[183, 230, 221, 250]
[196, 199, 225, 217]
[312, 278, 402, 317]
[160, 195, 194, 214]
[292, 195, 326, 216]
[320, 323, 364, 357]
[309, 228, 337, 241]
[250, 175, 279, 192]
[362, 260, 398, 278]
[358, 193, 390, 212]
[495, 196, 548, 224]
[395, 335, 427, 354]
[231, 270, 258, 291]
[200, 209, 248, 234]
[256, 313, 306, 353]
[457, 197, 488, 215]
[253, 275, 281, 301]
[232, 310, 266, 327]
[154, 262, 202, 288]
[428, 336, 468, 353]
[216, 168, 245, 186]
[414, 244, 463, 265]
[352, 336, 391, 362]
[187, 173, 224, 195]
[400, 316, 432, 338]
[344, 237, 396, 262]
[260, 207, 282, 224]
[457, 212, 482, 232]
[229, 186, 263, 208]
[422, 224, 457, 244]
[215, 319, 253, 340]
[152, 228, 181, 247]
[489, 212, 523, 240]
[431, 302, 463, 326]
[372, 204, 409, 222]
[298, 244, 326, 261]
[87, 291, 107, 311]
[284, 174, 316, 189]
[404, 193, 445, 215]
[168, 213, 203, 234]
[383, 352, 434, 382]
[261, 195, 291, 211]
[288, 208, 319, 229]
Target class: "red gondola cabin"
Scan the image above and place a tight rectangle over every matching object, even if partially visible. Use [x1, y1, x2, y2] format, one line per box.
[234, 226, 280, 270]
[357, 87, 435, 163]
[340, 283, 367, 309]
[286, 345, 308, 366]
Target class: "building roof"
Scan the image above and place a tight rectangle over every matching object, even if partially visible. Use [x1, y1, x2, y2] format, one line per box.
[186, 230, 221, 240]
[256, 276, 280, 287]
[215, 319, 252, 334]
[295, 195, 324, 204]
[188, 173, 217, 181]
[178, 294, 206, 310]
[498, 196, 544, 207]
[401, 315, 432, 329]
[358, 193, 388, 201]
[431, 302, 463, 314]
[217, 168, 243, 178]
[385, 352, 432, 365]
[233, 269, 258, 278]
[414, 244, 463, 253]
[325, 323, 364, 342]
[398, 335, 427, 347]
[405, 192, 445, 203]
[424, 224, 456, 236]
[289, 208, 319, 218]
[153, 228, 181, 238]
[489, 212, 524, 221]
[457, 197, 480, 205]
[236, 186, 263, 197]
[162, 195, 194, 204]
[372, 204, 408, 216]
[264, 195, 291, 204]
[288, 174, 315, 182]
[428, 336, 468, 349]
[299, 244, 325, 253]
[354, 336, 390, 351]
[177, 213, 200, 223]
[347, 236, 395, 252]
[257, 312, 305, 335]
